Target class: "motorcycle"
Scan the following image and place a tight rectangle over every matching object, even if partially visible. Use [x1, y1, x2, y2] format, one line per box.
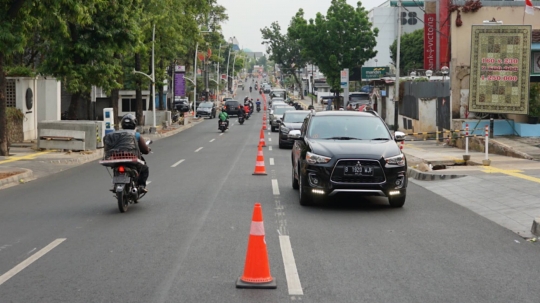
[249, 87, 252, 93]
[219, 120, 228, 132]
[256, 104, 261, 112]
[238, 114, 245, 125]
[99, 140, 153, 213]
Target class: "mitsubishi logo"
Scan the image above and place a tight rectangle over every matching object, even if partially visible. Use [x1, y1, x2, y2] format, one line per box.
[355, 161, 362, 167]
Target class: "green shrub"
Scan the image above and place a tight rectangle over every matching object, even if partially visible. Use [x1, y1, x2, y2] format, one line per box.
[6, 66, 36, 77]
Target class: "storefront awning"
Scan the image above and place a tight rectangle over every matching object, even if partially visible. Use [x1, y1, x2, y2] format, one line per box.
[533, 43, 540, 51]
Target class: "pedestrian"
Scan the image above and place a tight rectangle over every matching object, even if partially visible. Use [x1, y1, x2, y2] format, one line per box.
[346, 104, 353, 111]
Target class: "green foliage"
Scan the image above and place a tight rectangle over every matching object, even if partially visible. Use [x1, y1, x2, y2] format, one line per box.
[6, 66, 35, 77]
[529, 83, 540, 117]
[288, 0, 378, 92]
[390, 29, 424, 76]
[6, 107, 24, 121]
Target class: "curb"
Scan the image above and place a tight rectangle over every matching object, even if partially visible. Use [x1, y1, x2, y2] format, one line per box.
[0, 168, 34, 189]
[45, 149, 104, 164]
[407, 167, 466, 181]
[531, 218, 540, 237]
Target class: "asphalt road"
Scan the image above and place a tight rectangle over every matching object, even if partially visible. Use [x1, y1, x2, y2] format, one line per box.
[1, 83, 540, 303]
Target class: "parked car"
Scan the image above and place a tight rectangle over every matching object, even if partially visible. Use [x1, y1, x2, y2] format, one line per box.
[269, 98, 284, 107]
[289, 110, 407, 207]
[196, 101, 216, 118]
[174, 99, 190, 112]
[223, 100, 241, 117]
[278, 110, 310, 149]
[269, 106, 295, 132]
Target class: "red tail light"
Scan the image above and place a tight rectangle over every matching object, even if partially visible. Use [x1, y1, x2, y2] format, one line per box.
[118, 166, 125, 173]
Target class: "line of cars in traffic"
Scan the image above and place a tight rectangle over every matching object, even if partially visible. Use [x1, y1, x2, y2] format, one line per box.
[269, 92, 409, 209]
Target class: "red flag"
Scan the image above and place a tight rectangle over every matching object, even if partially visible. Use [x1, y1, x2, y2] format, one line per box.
[526, 0, 534, 15]
[207, 48, 212, 59]
[197, 52, 205, 62]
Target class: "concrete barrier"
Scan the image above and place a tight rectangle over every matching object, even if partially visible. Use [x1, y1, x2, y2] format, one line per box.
[38, 120, 104, 151]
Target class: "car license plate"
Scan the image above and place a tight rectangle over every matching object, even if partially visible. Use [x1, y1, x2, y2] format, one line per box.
[344, 166, 373, 176]
[113, 175, 131, 184]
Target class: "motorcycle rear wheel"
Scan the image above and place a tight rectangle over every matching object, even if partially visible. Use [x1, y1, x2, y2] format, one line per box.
[117, 190, 128, 213]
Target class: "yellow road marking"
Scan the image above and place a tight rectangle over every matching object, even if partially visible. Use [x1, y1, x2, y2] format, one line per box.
[0, 151, 53, 165]
[481, 166, 540, 183]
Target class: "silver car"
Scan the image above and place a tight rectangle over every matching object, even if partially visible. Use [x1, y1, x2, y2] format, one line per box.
[270, 106, 295, 132]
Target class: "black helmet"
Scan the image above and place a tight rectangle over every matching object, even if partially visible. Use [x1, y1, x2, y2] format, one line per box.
[121, 114, 137, 129]
[308, 105, 314, 110]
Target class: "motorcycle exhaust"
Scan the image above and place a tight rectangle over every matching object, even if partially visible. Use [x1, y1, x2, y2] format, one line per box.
[131, 187, 138, 195]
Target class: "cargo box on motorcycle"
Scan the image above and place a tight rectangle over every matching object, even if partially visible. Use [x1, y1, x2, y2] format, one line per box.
[100, 130, 144, 167]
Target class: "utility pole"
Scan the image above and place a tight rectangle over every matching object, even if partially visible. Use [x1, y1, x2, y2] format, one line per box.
[394, 0, 402, 132]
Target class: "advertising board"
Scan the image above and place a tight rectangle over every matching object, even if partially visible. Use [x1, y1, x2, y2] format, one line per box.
[468, 25, 532, 115]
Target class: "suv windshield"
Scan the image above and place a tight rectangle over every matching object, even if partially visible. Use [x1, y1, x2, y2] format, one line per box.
[274, 106, 295, 115]
[284, 112, 309, 123]
[349, 93, 370, 104]
[307, 116, 391, 140]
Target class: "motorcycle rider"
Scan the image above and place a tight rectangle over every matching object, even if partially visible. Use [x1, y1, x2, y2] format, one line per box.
[218, 108, 229, 129]
[256, 98, 261, 111]
[119, 114, 150, 193]
[249, 98, 255, 113]
[243, 101, 251, 118]
[238, 105, 246, 121]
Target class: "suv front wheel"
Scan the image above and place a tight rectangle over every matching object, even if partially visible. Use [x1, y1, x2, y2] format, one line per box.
[298, 173, 312, 206]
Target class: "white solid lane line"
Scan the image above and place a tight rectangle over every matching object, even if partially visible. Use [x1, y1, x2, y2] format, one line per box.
[272, 179, 280, 195]
[171, 159, 185, 167]
[279, 235, 304, 296]
[0, 238, 66, 286]
[269, 146, 273, 151]
[270, 158, 275, 165]
[195, 147, 203, 153]
[209, 139, 215, 142]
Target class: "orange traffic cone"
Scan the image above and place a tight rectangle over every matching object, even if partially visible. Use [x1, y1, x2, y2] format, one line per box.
[262, 121, 267, 130]
[259, 128, 266, 147]
[236, 203, 276, 289]
[252, 144, 267, 175]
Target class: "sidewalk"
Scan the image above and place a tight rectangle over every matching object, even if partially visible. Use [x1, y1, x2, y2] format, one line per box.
[402, 138, 540, 239]
[0, 118, 205, 190]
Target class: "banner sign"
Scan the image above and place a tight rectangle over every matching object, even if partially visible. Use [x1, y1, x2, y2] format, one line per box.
[174, 72, 186, 97]
[340, 69, 349, 88]
[469, 25, 532, 115]
[424, 13, 436, 70]
[361, 67, 389, 80]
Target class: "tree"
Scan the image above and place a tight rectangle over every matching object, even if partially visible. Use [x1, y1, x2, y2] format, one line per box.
[390, 29, 424, 76]
[290, 1, 378, 107]
[261, 22, 306, 99]
[0, 1, 96, 156]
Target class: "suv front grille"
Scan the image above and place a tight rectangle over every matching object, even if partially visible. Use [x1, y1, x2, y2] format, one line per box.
[330, 159, 385, 184]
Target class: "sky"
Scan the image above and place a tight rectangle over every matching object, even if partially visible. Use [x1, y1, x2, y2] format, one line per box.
[217, 0, 382, 53]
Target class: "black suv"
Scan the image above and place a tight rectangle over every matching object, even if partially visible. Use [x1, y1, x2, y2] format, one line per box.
[290, 111, 407, 207]
[223, 100, 241, 117]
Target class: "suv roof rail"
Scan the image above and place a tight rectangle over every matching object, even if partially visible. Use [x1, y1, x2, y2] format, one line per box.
[363, 108, 379, 117]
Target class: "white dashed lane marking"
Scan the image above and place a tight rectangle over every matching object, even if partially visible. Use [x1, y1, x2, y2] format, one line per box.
[171, 159, 185, 168]
[270, 158, 274, 165]
[195, 147, 203, 153]
[269, 146, 273, 151]
[0, 238, 66, 286]
[272, 179, 280, 195]
[280, 235, 304, 296]
[209, 139, 215, 142]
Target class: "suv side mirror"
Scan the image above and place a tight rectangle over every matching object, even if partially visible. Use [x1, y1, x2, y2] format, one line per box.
[288, 130, 302, 140]
[394, 131, 406, 142]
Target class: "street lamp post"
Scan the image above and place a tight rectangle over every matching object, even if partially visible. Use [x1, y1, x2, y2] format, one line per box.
[133, 24, 156, 131]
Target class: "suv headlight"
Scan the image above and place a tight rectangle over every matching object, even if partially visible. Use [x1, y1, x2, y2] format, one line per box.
[385, 154, 405, 166]
[306, 152, 331, 164]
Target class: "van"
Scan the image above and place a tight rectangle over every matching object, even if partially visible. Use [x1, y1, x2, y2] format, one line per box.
[270, 88, 287, 100]
[348, 92, 370, 107]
